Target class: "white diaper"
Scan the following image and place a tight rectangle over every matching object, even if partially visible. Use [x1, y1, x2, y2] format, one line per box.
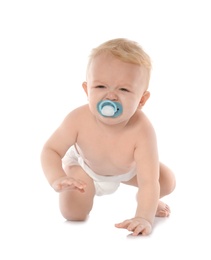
[62, 146, 136, 196]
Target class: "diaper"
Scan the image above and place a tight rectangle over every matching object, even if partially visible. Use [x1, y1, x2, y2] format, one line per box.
[62, 146, 136, 196]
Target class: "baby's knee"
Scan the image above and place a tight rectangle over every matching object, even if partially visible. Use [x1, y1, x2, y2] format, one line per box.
[159, 172, 176, 198]
[164, 173, 176, 195]
[60, 208, 88, 221]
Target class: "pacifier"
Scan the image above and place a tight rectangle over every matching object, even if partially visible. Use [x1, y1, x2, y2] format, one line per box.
[97, 100, 123, 117]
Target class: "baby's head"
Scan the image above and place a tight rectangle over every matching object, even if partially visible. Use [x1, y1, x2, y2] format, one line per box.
[83, 38, 152, 121]
[87, 38, 152, 89]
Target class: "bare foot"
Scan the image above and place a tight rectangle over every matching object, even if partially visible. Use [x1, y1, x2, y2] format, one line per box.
[156, 201, 171, 217]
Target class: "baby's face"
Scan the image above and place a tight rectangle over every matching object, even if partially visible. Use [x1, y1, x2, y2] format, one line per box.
[83, 53, 149, 125]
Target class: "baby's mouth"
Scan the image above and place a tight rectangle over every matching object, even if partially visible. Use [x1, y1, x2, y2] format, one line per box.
[97, 100, 123, 117]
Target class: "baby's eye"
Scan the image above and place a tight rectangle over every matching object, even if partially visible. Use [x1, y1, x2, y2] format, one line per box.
[96, 85, 106, 89]
[119, 88, 129, 92]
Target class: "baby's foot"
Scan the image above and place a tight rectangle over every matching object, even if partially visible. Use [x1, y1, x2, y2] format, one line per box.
[156, 201, 171, 217]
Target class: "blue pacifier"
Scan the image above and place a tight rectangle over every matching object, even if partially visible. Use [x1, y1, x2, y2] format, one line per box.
[97, 100, 123, 117]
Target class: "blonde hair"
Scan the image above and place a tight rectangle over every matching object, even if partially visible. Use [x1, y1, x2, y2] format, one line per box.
[87, 38, 152, 86]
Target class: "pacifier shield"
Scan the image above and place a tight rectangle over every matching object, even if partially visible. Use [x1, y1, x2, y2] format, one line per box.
[97, 100, 123, 117]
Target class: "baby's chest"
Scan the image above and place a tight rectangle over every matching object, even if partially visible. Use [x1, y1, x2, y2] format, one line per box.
[78, 132, 136, 166]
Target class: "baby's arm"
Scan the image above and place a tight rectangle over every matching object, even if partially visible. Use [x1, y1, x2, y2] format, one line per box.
[116, 121, 160, 236]
[133, 132, 160, 232]
[41, 109, 84, 192]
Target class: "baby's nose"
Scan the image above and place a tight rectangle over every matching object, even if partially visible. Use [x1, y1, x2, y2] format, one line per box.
[105, 91, 118, 101]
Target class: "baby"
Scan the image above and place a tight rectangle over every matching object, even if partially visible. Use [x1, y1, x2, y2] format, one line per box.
[41, 38, 176, 236]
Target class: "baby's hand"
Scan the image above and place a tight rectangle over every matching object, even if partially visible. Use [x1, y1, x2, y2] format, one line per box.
[115, 217, 152, 236]
[52, 176, 87, 193]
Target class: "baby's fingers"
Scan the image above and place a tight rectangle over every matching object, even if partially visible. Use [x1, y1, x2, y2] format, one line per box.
[61, 178, 86, 192]
[115, 219, 131, 229]
[52, 177, 86, 192]
[115, 218, 152, 236]
[60, 178, 84, 187]
[115, 219, 145, 235]
[72, 179, 87, 192]
[131, 224, 151, 236]
[128, 220, 152, 236]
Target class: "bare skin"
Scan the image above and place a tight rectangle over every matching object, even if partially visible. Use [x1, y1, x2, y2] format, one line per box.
[41, 52, 176, 236]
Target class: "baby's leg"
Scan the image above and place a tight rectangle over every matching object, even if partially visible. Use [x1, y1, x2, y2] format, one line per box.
[59, 165, 95, 221]
[159, 162, 176, 198]
[155, 163, 176, 217]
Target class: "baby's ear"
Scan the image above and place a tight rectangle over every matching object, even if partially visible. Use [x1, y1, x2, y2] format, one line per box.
[82, 81, 88, 95]
[138, 91, 150, 108]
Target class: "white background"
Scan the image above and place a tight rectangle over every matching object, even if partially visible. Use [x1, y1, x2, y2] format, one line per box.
[1, 0, 211, 259]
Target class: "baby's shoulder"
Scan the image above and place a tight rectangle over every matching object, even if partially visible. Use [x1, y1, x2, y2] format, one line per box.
[71, 104, 89, 115]
[129, 111, 156, 137]
[63, 104, 91, 123]
[131, 111, 153, 128]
